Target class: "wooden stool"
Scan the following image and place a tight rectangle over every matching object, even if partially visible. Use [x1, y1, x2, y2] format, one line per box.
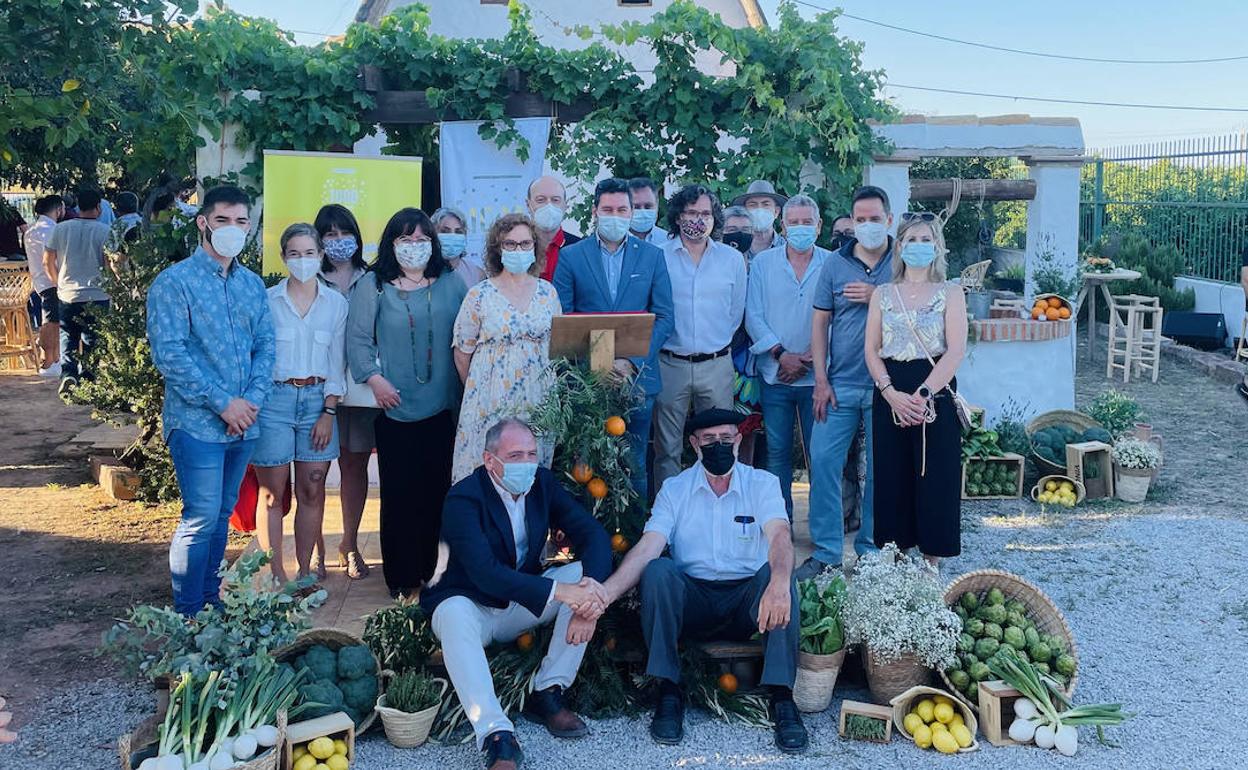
[1106, 294, 1162, 383]
[0, 266, 37, 372]
[1236, 315, 1248, 364]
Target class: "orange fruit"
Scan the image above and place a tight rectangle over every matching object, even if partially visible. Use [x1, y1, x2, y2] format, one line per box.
[605, 416, 626, 436]
[516, 632, 535, 651]
[611, 533, 630, 553]
[1045, 307, 1060, 321]
[1058, 306, 1071, 319]
[587, 478, 608, 499]
[717, 673, 738, 694]
[1047, 297, 1062, 309]
[1031, 306, 1043, 320]
[571, 463, 594, 484]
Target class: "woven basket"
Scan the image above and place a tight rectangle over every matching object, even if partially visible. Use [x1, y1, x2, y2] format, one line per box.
[275, 628, 383, 734]
[1025, 410, 1102, 475]
[792, 649, 846, 713]
[889, 685, 980, 752]
[374, 676, 447, 748]
[119, 710, 287, 770]
[1029, 474, 1086, 505]
[862, 648, 930, 704]
[940, 570, 1078, 713]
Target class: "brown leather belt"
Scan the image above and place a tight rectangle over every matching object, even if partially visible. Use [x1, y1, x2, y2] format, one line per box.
[279, 376, 325, 387]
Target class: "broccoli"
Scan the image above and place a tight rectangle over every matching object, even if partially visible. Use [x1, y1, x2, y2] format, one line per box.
[299, 679, 344, 719]
[302, 644, 339, 682]
[337, 644, 375, 681]
[339, 674, 379, 711]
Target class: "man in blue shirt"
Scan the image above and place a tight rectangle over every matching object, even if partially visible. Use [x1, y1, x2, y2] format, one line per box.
[797, 186, 894, 579]
[147, 185, 275, 615]
[553, 178, 674, 500]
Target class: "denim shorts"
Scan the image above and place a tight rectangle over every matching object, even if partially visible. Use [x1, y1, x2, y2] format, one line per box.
[253, 381, 340, 466]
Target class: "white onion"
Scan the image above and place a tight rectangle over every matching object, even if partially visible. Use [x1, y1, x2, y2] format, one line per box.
[137, 758, 160, 770]
[1008, 716, 1038, 743]
[217, 737, 234, 757]
[252, 724, 279, 748]
[1055, 724, 1079, 756]
[232, 733, 258, 760]
[1034, 722, 1056, 749]
[1012, 698, 1038, 721]
[155, 754, 183, 770]
[209, 749, 235, 770]
[187, 761, 210, 770]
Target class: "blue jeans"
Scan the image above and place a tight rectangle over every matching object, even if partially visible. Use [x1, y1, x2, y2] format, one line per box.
[167, 430, 256, 616]
[626, 394, 657, 500]
[759, 380, 814, 517]
[808, 384, 876, 565]
[59, 299, 108, 380]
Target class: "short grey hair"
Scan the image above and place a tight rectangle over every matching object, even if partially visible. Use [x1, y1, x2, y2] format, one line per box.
[280, 222, 322, 253]
[722, 205, 750, 221]
[431, 206, 467, 230]
[782, 194, 821, 222]
[484, 417, 533, 454]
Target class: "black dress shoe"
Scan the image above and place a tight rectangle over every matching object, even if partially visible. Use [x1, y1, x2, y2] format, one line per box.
[769, 696, 809, 753]
[649, 685, 685, 745]
[483, 730, 524, 770]
[522, 685, 589, 738]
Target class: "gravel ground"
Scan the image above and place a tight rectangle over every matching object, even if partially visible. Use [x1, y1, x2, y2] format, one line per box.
[5, 351, 1246, 770]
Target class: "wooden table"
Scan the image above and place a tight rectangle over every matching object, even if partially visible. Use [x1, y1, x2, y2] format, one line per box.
[1073, 268, 1141, 360]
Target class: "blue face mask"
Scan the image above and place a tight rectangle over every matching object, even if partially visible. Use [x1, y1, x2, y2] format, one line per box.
[901, 241, 937, 268]
[786, 224, 818, 251]
[596, 215, 631, 243]
[323, 236, 357, 263]
[438, 232, 467, 259]
[497, 459, 538, 495]
[501, 249, 535, 275]
[630, 208, 658, 233]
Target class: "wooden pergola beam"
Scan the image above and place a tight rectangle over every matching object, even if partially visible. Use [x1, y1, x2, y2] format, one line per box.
[909, 178, 1037, 202]
[359, 65, 594, 125]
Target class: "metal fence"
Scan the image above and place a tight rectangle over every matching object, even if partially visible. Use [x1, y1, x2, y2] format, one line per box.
[1080, 133, 1248, 283]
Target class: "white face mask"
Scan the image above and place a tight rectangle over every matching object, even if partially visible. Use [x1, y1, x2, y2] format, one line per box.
[206, 224, 247, 259]
[532, 203, 564, 232]
[286, 256, 320, 283]
[854, 221, 888, 250]
[395, 241, 432, 270]
[748, 208, 776, 232]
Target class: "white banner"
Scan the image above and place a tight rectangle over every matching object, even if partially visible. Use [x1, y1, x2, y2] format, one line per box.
[439, 118, 551, 266]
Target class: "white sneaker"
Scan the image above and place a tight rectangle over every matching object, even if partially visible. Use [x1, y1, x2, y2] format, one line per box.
[38, 363, 62, 378]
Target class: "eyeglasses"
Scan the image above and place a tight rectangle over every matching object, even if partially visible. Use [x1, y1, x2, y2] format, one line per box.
[501, 240, 535, 251]
[900, 211, 939, 223]
[680, 211, 713, 221]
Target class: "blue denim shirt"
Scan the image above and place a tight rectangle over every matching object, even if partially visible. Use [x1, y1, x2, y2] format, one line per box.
[812, 237, 894, 389]
[147, 247, 276, 442]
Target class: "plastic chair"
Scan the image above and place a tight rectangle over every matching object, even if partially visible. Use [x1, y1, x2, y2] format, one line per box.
[959, 259, 992, 292]
[0, 266, 37, 371]
[1106, 294, 1162, 383]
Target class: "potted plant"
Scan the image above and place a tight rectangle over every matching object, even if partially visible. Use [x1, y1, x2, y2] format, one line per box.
[1112, 437, 1161, 502]
[843, 545, 962, 703]
[793, 572, 847, 712]
[374, 671, 447, 748]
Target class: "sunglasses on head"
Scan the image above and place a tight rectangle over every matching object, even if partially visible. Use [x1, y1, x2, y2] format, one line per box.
[900, 211, 939, 223]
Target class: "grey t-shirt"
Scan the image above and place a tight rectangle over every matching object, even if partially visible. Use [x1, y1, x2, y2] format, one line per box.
[47, 217, 110, 303]
[812, 238, 894, 389]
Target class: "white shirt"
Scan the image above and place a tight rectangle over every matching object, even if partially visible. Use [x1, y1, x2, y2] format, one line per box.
[745, 245, 830, 387]
[267, 278, 348, 396]
[24, 215, 57, 293]
[489, 475, 558, 606]
[644, 462, 788, 581]
[660, 238, 747, 355]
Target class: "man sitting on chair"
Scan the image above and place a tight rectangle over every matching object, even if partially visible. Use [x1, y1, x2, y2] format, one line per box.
[421, 418, 612, 770]
[580, 408, 807, 753]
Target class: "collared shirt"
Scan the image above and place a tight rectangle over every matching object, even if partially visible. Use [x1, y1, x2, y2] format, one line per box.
[637, 224, 669, 247]
[747, 231, 786, 261]
[24, 215, 57, 293]
[540, 229, 569, 282]
[488, 475, 557, 605]
[319, 266, 367, 299]
[660, 238, 747, 355]
[46, 217, 110, 303]
[598, 236, 626, 302]
[267, 278, 348, 396]
[812, 238, 894, 389]
[97, 198, 116, 225]
[746, 244, 830, 387]
[104, 212, 143, 258]
[644, 461, 788, 581]
[147, 246, 276, 442]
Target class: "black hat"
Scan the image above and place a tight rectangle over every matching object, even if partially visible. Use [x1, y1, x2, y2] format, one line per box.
[685, 408, 745, 435]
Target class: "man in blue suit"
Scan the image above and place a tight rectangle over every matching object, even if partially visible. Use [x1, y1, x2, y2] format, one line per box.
[553, 177, 674, 500]
[422, 418, 612, 770]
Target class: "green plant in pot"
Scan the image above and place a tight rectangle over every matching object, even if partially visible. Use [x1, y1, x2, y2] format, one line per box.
[793, 572, 847, 712]
[1111, 437, 1161, 503]
[374, 671, 447, 748]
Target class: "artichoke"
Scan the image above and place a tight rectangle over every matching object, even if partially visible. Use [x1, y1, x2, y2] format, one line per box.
[1002, 626, 1026, 650]
[964, 617, 985, 637]
[960, 591, 980, 612]
[982, 622, 1003, 641]
[974, 637, 1000, 659]
[1029, 641, 1052, 663]
[986, 588, 1006, 606]
[1055, 653, 1077, 677]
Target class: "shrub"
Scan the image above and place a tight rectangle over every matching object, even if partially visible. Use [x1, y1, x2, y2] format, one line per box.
[1084, 389, 1144, 438]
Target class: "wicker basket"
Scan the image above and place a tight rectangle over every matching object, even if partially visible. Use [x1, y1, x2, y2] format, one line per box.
[119, 710, 287, 770]
[940, 570, 1078, 713]
[792, 649, 847, 713]
[889, 685, 980, 752]
[1025, 410, 1102, 475]
[374, 676, 447, 748]
[275, 628, 383, 734]
[1029, 474, 1087, 505]
[862, 648, 930, 704]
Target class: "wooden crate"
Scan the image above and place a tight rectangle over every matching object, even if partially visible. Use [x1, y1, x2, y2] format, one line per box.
[283, 712, 354, 770]
[1065, 441, 1114, 500]
[961, 453, 1025, 500]
[977, 680, 1023, 747]
[838, 700, 893, 743]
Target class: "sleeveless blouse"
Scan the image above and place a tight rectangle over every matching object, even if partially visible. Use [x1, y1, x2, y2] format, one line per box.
[879, 283, 949, 361]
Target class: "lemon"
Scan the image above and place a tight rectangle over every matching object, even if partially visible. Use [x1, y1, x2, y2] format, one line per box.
[1060, 481, 1074, 493]
[1045, 480, 1058, 492]
[1039, 492, 1052, 503]
[333, 739, 349, 756]
[903, 712, 924, 734]
[309, 737, 335, 760]
[933, 702, 954, 724]
[912, 723, 933, 749]
[951, 723, 973, 748]
[930, 722, 948, 733]
[326, 755, 349, 770]
[314, 764, 331, 770]
[915, 698, 935, 723]
[933, 694, 953, 707]
[949, 712, 965, 728]
[933, 729, 960, 754]
[293, 755, 317, 770]
[293, 745, 308, 761]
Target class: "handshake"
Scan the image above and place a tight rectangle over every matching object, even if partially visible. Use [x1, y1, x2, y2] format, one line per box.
[555, 577, 612, 621]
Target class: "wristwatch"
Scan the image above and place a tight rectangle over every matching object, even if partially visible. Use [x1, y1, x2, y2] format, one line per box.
[771, 346, 785, 361]
[917, 384, 933, 400]
[322, 406, 338, 416]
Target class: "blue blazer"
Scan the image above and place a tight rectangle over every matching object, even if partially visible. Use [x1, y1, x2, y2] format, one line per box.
[552, 235, 674, 396]
[420, 466, 612, 618]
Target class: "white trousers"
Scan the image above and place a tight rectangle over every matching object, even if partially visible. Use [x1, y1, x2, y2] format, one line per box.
[430, 561, 587, 748]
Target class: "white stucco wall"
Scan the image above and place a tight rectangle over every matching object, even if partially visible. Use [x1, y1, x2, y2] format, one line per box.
[1175, 276, 1246, 347]
[957, 333, 1077, 424]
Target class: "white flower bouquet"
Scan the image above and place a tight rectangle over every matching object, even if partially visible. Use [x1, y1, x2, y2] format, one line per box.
[1112, 436, 1161, 470]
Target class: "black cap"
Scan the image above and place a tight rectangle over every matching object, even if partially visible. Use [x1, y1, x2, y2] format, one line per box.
[685, 408, 746, 435]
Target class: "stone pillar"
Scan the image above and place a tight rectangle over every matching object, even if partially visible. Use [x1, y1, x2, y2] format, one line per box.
[1023, 159, 1083, 301]
[862, 159, 911, 234]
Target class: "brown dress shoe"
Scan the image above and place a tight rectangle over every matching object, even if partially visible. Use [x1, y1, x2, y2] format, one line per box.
[483, 730, 523, 769]
[521, 685, 589, 738]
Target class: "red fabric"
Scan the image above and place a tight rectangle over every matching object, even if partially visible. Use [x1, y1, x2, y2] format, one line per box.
[229, 465, 292, 532]
[539, 229, 567, 282]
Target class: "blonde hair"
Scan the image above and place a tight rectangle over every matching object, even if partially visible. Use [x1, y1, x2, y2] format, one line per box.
[891, 215, 948, 283]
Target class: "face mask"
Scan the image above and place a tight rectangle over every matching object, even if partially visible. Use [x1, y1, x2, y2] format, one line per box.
[596, 215, 631, 243]
[630, 208, 658, 233]
[748, 208, 776, 232]
[786, 224, 818, 251]
[723, 232, 752, 254]
[501, 249, 535, 275]
[495, 458, 538, 496]
[679, 218, 709, 241]
[698, 440, 737, 477]
[323, 236, 357, 263]
[830, 232, 853, 251]
[286, 256, 320, 283]
[395, 241, 431, 270]
[206, 224, 247, 260]
[438, 232, 467, 259]
[901, 241, 938, 268]
[532, 204, 564, 232]
[854, 221, 887, 250]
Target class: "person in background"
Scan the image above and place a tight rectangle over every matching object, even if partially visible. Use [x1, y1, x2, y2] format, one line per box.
[104, 191, 143, 258]
[865, 214, 967, 568]
[347, 208, 467, 599]
[253, 224, 347, 587]
[553, 177, 674, 499]
[627, 177, 668, 246]
[315, 203, 374, 580]
[0, 198, 25, 259]
[527, 175, 581, 282]
[731, 180, 787, 261]
[653, 185, 746, 491]
[432, 205, 484, 287]
[452, 212, 562, 483]
[60, 192, 79, 220]
[720, 205, 753, 255]
[96, 193, 116, 226]
[147, 185, 275, 616]
[25, 195, 64, 377]
[44, 188, 111, 397]
[829, 214, 854, 251]
[1239, 244, 1248, 402]
[175, 179, 199, 217]
[798, 186, 895, 579]
[745, 194, 829, 516]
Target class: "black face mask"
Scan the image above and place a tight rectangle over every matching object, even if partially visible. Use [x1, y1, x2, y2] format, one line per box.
[699, 441, 736, 476]
[829, 233, 852, 251]
[723, 232, 752, 254]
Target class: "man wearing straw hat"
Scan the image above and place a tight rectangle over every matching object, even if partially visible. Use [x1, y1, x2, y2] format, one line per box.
[731, 180, 788, 261]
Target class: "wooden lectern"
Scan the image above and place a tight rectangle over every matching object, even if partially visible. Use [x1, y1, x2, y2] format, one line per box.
[550, 312, 655, 374]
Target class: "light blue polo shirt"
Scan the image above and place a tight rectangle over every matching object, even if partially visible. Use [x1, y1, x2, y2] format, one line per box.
[812, 238, 894, 389]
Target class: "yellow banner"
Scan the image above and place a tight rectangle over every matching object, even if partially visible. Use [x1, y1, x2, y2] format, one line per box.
[261, 150, 423, 275]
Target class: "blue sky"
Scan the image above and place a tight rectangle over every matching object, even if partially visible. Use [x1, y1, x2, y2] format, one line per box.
[222, 0, 1248, 149]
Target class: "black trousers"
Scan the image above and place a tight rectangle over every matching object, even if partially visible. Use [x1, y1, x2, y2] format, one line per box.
[374, 410, 455, 593]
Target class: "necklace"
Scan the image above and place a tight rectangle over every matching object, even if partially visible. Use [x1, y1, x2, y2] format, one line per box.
[401, 278, 435, 384]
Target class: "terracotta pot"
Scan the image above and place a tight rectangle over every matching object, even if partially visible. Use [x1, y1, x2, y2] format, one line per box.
[862, 648, 929, 704]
